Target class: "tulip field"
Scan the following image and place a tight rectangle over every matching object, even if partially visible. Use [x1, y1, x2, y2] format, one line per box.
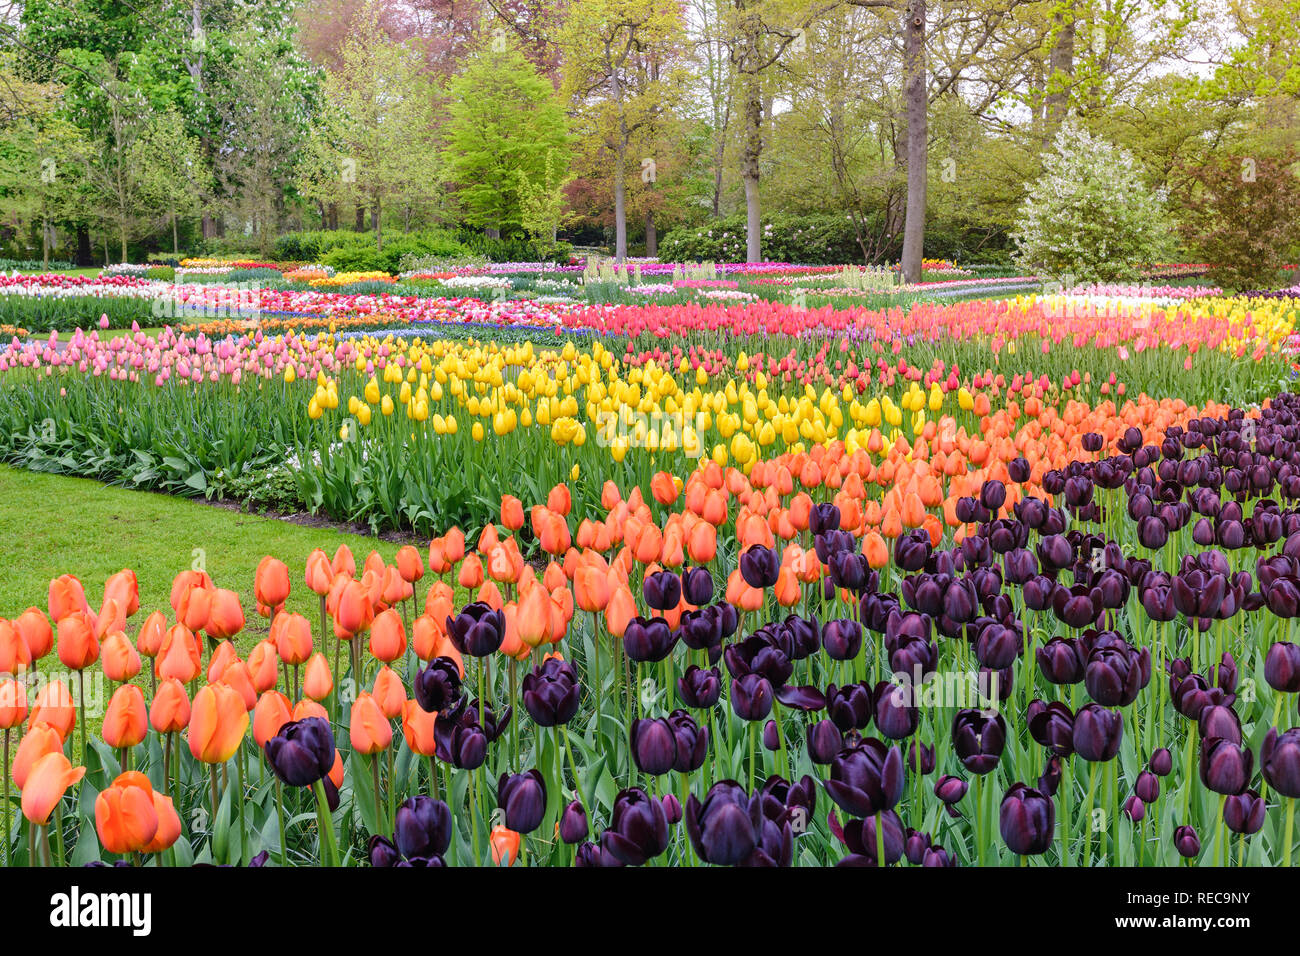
[2, 261, 1300, 870]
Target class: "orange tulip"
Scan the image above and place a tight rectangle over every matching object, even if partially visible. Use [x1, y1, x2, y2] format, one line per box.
[331, 544, 357, 579]
[22, 752, 84, 825]
[149, 678, 191, 734]
[396, 545, 425, 584]
[175, 583, 211, 633]
[293, 698, 329, 722]
[102, 684, 147, 749]
[547, 483, 572, 516]
[490, 825, 520, 866]
[95, 771, 158, 854]
[135, 610, 166, 659]
[99, 631, 141, 683]
[0, 619, 31, 675]
[14, 607, 52, 661]
[255, 556, 291, 614]
[442, 527, 466, 564]
[303, 652, 333, 701]
[247, 639, 280, 694]
[156, 624, 201, 684]
[500, 495, 525, 531]
[206, 588, 246, 640]
[272, 612, 314, 666]
[349, 692, 392, 755]
[187, 683, 249, 764]
[305, 548, 334, 595]
[168, 569, 213, 617]
[604, 585, 636, 637]
[401, 698, 438, 755]
[56, 611, 98, 671]
[369, 608, 407, 663]
[253, 691, 293, 748]
[458, 553, 484, 589]
[0, 677, 27, 729]
[142, 791, 182, 854]
[218, 661, 257, 712]
[372, 666, 406, 719]
[574, 565, 611, 613]
[48, 574, 90, 622]
[334, 580, 374, 638]
[382, 565, 413, 605]
[28, 680, 75, 741]
[651, 471, 679, 505]
[12, 724, 62, 788]
[94, 597, 126, 641]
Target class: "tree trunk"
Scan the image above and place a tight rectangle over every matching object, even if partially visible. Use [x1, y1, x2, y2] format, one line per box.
[355, 205, 366, 231]
[1046, 8, 1075, 135]
[900, 0, 927, 285]
[172, 212, 179, 255]
[613, 144, 627, 262]
[373, 199, 382, 252]
[121, 228, 129, 264]
[41, 216, 49, 269]
[76, 226, 92, 267]
[645, 208, 657, 257]
[738, 9, 764, 263]
[485, 226, 500, 240]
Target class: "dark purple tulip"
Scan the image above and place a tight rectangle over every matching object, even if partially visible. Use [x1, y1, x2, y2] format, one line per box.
[739, 545, 780, 589]
[677, 665, 721, 708]
[808, 719, 843, 764]
[1141, 586, 1177, 622]
[908, 741, 935, 775]
[1123, 795, 1145, 822]
[414, 656, 463, 714]
[677, 607, 722, 652]
[922, 846, 958, 867]
[1150, 748, 1173, 776]
[1084, 643, 1149, 707]
[623, 616, 677, 663]
[1008, 457, 1031, 483]
[661, 794, 683, 826]
[1052, 584, 1099, 629]
[889, 633, 937, 680]
[1037, 637, 1085, 684]
[1039, 755, 1063, 796]
[975, 624, 1021, 670]
[904, 828, 932, 865]
[668, 709, 709, 772]
[1174, 825, 1201, 858]
[1000, 783, 1055, 855]
[1222, 790, 1265, 835]
[1198, 704, 1242, 744]
[809, 502, 842, 535]
[763, 720, 781, 751]
[731, 673, 774, 721]
[934, 774, 968, 813]
[642, 570, 681, 611]
[394, 795, 452, 859]
[445, 602, 506, 657]
[1137, 515, 1168, 549]
[573, 842, 619, 867]
[1135, 770, 1160, 804]
[263, 716, 335, 787]
[826, 682, 873, 732]
[1265, 642, 1300, 693]
[1072, 703, 1123, 762]
[834, 809, 904, 865]
[1261, 727, 1300, 797]
[497, 769, 546, 833]
[601, 787, 670, 866]
[822, 618, 863, 661]
[434, 703, 488, 769]
[521, 657, 580, 726]
[1004, 549, 1038, 585]
[680, 567, 714, 607]
[368, 834, 402, 867]
[630, 718, 678, 776]
[1265, 579, 1300, 618]
[952, 709, 1006, 774]
[872, 679, 920, 739]
[685, 781, 760, 866]
[1199, 737, 1252, 795]
[823, 738, 905, 817]
[894, 530, 932, 572]
[1028, 701, 1075, 756]
[560, 800, 588, 844]
[980, 479, 1007, 512]
[1022, 575, 1055, 611]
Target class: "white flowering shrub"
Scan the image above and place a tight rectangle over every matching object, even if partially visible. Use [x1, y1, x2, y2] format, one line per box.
[1012, 124, 1174, 283]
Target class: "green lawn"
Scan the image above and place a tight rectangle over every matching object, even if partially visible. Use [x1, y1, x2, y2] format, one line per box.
[0, 464, 408, 657]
